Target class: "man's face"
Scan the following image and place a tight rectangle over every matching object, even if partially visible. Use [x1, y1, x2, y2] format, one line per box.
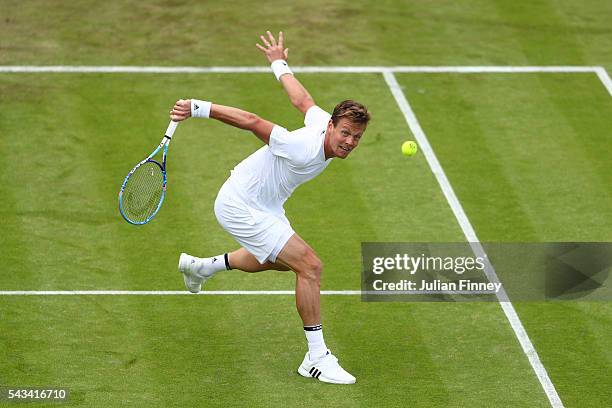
[326, 118, 366, 159]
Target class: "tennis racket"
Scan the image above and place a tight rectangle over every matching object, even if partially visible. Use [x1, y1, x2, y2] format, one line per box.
[118, 120, 178, 225]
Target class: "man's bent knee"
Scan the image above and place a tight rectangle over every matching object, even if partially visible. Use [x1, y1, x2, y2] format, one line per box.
[298, 252, 323, 283]
[277, 234, 323, 281]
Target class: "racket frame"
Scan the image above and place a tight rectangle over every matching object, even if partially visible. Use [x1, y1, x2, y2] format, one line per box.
[119, 121, 178, 225]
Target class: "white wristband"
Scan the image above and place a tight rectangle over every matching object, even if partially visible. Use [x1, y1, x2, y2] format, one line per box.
[191, 99, 212, 118]
[271, 59, 293, 81]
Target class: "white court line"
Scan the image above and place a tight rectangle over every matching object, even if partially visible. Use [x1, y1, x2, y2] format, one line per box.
[0, 290, 495, 296]
[595, 67, 612, 97]
[0, 65, 603, 74]
[2, 65, 608, 96]
[0, 290, 349, 296]
[382, 70, 564, 408]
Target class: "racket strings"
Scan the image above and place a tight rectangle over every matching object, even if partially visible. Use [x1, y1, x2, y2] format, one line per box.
[122, 161, 165, 223]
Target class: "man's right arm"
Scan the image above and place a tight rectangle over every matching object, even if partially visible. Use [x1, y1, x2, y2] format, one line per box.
[210, 104, 276, 145]
[256, 31, 315, 115]
[170, 99, 276, 145]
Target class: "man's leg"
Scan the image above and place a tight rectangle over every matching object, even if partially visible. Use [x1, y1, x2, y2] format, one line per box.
[276, 233, 356, 384]
[228, 247, 290, 272]
[178, 247, 289, 293]
[192, 236, 320, 324]
[275, 234, 322, 326]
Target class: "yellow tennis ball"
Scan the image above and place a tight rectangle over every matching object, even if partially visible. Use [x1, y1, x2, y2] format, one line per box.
[402, 141, 418, 156]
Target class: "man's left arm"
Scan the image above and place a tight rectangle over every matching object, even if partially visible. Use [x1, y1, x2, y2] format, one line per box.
[256, 31, 315, 115]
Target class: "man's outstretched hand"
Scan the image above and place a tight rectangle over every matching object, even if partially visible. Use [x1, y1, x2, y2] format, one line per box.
[256, 31, 289, 63]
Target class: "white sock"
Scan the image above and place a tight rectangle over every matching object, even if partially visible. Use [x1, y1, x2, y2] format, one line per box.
[304, 324, 327, 360]
[209, 253, 231, 273]
[195, 253, 231, 277]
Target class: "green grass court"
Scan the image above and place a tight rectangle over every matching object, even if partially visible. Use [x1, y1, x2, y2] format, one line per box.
[1, 1, 611, 407]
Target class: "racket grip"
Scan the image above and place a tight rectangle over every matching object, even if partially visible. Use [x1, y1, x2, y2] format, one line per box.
[165, 120, 179, 138]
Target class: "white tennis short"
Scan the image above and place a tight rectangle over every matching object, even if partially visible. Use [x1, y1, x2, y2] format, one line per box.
[214, 181, 294, 264]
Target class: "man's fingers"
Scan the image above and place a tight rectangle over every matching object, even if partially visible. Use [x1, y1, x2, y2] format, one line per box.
[267, 30, 276, 46]
[172, 103, 190, 111]
[260, 35, 271, 48]
[284, 48, 289, 59]
[170, 111, 186, 119]
[278, 31, 284, 48]
[171, 106, 190, 117]
[174, 99, 188, 108]
[255, 43, 267, 52]
[170, 99, 191, 121]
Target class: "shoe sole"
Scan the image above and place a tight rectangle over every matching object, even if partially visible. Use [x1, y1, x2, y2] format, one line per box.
[297, 365, 356, 384]
[178, 253, 202, 294]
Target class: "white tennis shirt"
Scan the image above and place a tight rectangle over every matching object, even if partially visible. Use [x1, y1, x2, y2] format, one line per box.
[226, 105, 333, 215]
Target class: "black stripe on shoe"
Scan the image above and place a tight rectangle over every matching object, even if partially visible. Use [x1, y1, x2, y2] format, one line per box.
[312, 369, 319, 378]
[309, 367, 315, 375]
[315, 371, 321, 379]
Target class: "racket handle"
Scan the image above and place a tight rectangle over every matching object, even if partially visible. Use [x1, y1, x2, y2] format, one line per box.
[165, 120, 179, 138]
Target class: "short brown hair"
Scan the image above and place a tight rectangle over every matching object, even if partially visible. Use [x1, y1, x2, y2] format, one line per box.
[331, 100, 371, 127]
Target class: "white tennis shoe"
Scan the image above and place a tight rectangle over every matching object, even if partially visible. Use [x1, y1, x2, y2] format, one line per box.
[178, 253, 212, 293]
[297, 350, 356, 384]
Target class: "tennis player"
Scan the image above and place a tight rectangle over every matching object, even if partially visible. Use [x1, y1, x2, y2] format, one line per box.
[171, 31, 369, 384]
